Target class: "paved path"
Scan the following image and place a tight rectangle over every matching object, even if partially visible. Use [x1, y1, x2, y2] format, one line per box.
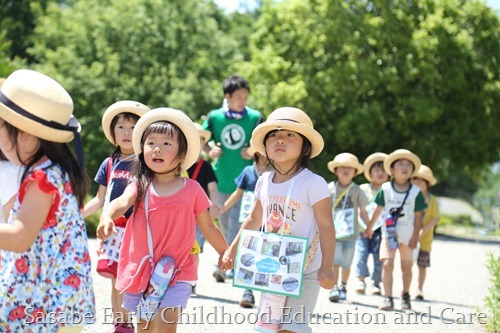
[83, 236, 498, 333]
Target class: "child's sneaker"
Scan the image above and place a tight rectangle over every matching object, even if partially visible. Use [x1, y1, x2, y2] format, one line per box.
[355, 280, 366, 294]
[415, 289, 424, 301]
[379, 296, 394, 311]
[111, 323, 135, 333]
[372, 284, 382, 295]
[328, 285, 340, 302]
[401, 292, 412, 311]
[240, 289, 255, 308]
[338, 284, 347, 300]
[212, 266, 225, 282]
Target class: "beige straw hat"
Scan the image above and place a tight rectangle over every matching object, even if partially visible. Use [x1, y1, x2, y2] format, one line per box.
[0, 69, 78, 143]
[327, 153, 364, 175]
[363, 152, 388, 182]
[132, 108, 200, 171]
[102, 100, 150, 145]
[194, 122, 211, 143]
[383, 149, 421, 176]
[414, 164, 437, 186]
[251, 107, 324, 158]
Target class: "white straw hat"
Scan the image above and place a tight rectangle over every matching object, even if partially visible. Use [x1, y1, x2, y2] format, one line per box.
[194, 122, 211, 142]
[0, 69, 77, 143]
[414, 164, 437, 186]
[251, 107, 324, 158]
[132, 108, 200, 171]
[363, 152, 388, 182]
[384, 149, 421, 176]
[102, 100, 150, 145]
[327, 153, 364, 175]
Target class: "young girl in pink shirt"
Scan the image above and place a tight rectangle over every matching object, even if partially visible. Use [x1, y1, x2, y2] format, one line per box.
[99, 108, 229, 332]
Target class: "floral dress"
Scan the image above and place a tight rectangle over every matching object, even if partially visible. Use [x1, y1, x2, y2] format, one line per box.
[0, 160, 95, 332]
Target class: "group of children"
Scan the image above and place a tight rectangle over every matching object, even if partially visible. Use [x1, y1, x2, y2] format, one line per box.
[0, 69, 439, 333]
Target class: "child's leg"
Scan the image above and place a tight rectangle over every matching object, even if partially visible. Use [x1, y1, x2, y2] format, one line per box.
[111, 278, 130, 324]
[417, 250, 430, 290]
[379, 238, 396, 297]
[418, 265, 426, 290]
[145, 306, 181, 333]
[340, 239, 356, 285]
[355, 232, 370, 282]
[398, 244, 414, 294]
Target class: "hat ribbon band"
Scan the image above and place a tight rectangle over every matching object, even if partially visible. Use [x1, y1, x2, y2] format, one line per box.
[0, 91, 78, 133]
[275, 118, 299, 124]
[0, 91, 85, 170]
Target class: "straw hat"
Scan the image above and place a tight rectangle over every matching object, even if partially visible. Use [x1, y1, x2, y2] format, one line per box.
[363, 152, 388, 182]
[194, 122, 211, 142]
[414, 164, 437, 186]
[102, 100, 150, 145]
[0, 69, 77, 143]
[132, 108, 200, 171]
[251, 107, 324, 158]
[327, 153, 364, 175]
[383, 149, 421, 176]
[246, 143, 257, 157]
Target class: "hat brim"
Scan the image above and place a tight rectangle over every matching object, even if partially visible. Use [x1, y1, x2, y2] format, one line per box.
[384, 151, 421, 177]
[251, 121, 324, 158]
[132, 108, 200, 171]
[198, 129, 211, 143]
[327, 161, 363, 176]
[0, 103, 73, 142]
[102, 101, 150, 145]
[363, 153, 388, 182]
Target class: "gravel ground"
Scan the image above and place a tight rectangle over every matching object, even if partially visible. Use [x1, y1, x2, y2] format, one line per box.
[82, 235, 498, 333]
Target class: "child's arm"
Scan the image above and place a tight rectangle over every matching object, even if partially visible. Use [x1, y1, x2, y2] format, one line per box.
[363, 205, 383, 238]
[314, 197, 335, 290]
[97, 191, 135, 240]
[0, 179, 54, 252]
[420, 217, 439, 239]
[207, 181, 222, 218]
[359, 206, 370, 231]
[222, 187, 244, 214]
[410, 210, 424, 249]
[222, 199, 263, 268]
[196, 210, 228, 267]
[81, 185, 107, 218]
[2, 194, 16, 222]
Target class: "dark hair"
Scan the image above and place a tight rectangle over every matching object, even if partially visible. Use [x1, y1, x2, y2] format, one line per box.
[263, 129, 312, 170]
[370, 161, 384, 173]
[222, 75, 250, 96]
[131, 121, 187, 211]
[390, 159, 415, 172]
[110, 112, 141, 159]
[0, 120, 89, 206]
[0, 150, 7, 161]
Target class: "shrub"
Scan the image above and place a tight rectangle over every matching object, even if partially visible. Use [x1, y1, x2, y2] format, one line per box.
[485, 251, 500, 332]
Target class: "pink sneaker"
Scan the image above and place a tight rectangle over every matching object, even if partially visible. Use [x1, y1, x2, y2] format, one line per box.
[111, 323, 135, 333]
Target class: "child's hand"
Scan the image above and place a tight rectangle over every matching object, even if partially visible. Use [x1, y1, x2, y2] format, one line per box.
[219, 248, 235, 271]
[317, 265, 334, 290]
[408, 234, 419, 249]
[209, 143, 223, 159]
[209, 204, 222, 219]
[363, 228, 373, 239]
[97, 216, 117, 240]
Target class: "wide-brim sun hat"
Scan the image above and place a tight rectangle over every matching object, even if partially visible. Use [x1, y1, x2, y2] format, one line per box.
[194, 122, 211, 142]
[251, 107, 324, 158]
[363, 152, 388, 182]
[414, 164, 437, 186]
[102, 100, 150, 145]
[0, 69, 77, 143]
[327, 152, 364, 176]
[132, 108, 200, 171]
[383, 149, 421, 176]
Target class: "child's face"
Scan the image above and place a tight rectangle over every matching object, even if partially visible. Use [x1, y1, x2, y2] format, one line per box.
[143, 131, 184, 174]
[265, 129, 303, 164]
[390, 159, 414, 182]
[113, 116, 137, 154]
[412, 177, 428, 192]
[0, 120, 26, 166]
[335, 166, 356, 185]
[370, 164, 389, 185]
[198, 135, 206, 155]
[225, 88, 248, 112]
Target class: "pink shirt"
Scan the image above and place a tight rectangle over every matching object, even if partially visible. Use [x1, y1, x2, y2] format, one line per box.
[116, 178, 211, 293]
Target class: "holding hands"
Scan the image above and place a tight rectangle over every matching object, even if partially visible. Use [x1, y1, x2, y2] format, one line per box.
[96, 215, 117, 240]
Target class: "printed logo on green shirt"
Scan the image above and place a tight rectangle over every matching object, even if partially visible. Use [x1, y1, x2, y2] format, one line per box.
[221, 123, 246, 150]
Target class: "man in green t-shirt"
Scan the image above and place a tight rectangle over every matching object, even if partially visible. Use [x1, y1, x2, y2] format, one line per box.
[202, 75, 263, 284]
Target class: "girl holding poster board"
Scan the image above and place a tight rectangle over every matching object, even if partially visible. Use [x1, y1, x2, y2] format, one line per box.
[223, 107, 335, 333]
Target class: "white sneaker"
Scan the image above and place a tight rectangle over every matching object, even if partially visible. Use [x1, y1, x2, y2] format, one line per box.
[372, 284, 382, 295]
[355, 280, 366, 294]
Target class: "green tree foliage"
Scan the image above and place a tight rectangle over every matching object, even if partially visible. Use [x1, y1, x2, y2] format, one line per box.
[29, 0, 242, 179]
[244, 0, 500, 180]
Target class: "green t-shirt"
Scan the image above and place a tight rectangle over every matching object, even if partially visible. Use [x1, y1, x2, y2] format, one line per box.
[202, 107, 263, 193]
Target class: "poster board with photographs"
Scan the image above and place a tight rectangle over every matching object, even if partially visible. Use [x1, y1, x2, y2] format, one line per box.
[233, 229, 308, 298]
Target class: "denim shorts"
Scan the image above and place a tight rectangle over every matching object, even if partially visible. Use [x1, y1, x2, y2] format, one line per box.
[123, 282, 192, 312]
[333, 238, 357, 269]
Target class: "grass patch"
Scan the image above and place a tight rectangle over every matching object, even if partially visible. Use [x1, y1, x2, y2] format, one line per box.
[484, 251, 500, 332]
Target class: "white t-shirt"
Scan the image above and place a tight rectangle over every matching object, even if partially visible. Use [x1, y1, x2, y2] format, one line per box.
[0, 161, 22, 223]
[255, 168, 330, 274]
